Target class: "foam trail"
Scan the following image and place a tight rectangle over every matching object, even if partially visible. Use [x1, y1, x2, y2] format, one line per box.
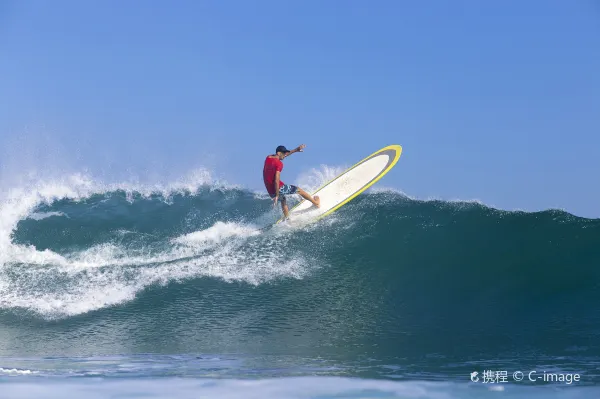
[0, 368, 36, 375]
[0, 168, 318, 318]
[0, 211, 313, 318]
[27, 212, 67, 221]
[174, 221, 261, 246]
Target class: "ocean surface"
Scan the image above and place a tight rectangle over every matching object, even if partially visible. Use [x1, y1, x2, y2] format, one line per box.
[0, 169, 599, 398]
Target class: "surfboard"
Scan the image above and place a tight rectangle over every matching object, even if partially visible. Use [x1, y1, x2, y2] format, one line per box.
[274, 144, 402, 225]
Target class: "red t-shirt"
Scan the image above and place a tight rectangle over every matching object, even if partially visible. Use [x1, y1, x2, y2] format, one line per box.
[263, 156, 284, 196]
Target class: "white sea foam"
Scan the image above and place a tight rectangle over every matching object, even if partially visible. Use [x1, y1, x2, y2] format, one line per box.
[0, 222, 311, 318]
[0, 368, 36, 375]
[295, 164, 348, 193]
[24, 221, 306, 317]
[0, 168, 318, 319]
[0, 375, 588, 399]
[26, 211, 67, 221]
[174, 221, 261, 246]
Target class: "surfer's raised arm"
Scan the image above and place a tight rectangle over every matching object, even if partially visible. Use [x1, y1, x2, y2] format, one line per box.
[282, 144, 306, 158]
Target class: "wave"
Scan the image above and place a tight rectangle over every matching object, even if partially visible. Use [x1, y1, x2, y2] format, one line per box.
[0, 167, 598, 371]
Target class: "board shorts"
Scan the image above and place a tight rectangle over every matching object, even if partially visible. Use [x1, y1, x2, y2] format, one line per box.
[270, 184, 298, 198]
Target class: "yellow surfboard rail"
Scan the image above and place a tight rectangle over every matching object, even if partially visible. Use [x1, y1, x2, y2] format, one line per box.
[275, 144, 403, 224]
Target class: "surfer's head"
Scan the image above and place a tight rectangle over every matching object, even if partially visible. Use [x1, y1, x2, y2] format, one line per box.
[275, 145, 290, 159]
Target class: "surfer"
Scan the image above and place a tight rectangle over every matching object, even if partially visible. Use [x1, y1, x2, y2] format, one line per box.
[263, 144, 320, 219]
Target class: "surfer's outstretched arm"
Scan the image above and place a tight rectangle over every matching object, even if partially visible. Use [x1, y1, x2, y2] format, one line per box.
[282, 144, 306, 158]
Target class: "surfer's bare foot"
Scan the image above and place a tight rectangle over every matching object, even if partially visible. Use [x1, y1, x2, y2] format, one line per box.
[297, 187, 320, 208]
[313, 195, 320, 208]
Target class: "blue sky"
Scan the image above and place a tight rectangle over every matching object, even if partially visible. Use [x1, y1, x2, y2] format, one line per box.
[1, 1, 599, 217]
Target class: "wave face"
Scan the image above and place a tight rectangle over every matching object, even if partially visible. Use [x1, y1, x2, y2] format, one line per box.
[1, 170, 599, 382]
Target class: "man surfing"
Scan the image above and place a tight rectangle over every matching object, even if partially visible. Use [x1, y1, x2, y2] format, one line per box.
[263, 144, 320, 220]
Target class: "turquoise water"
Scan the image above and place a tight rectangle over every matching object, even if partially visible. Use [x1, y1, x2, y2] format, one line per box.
[0, 173, 598, 397]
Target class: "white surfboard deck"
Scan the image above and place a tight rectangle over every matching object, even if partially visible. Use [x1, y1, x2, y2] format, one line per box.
[274, 144, 402, 226]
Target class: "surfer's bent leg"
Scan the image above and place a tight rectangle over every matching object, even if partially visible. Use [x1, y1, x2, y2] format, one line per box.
[295, 186, 320, 208]
[280, 196, 290, 219]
